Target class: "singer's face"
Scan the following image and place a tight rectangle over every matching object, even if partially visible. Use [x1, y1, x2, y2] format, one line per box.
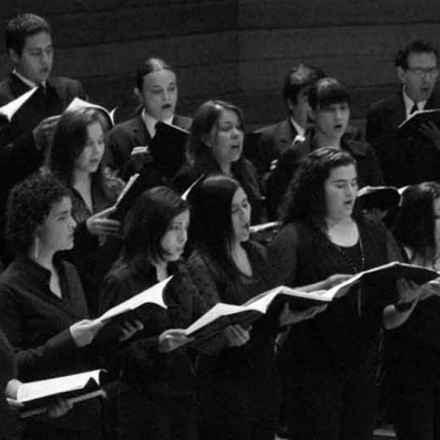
[11, 31, 53, 84]
[140, 69, 178, 121]
[160, 210, 190, 262]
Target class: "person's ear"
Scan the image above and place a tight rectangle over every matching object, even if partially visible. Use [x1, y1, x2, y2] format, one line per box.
[9, 48, 20, 65]
[397, 66, 407, 85]
[134, 87, 143, 104]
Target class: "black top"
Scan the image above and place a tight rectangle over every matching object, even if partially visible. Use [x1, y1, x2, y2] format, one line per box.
[185, 241, 280, 404]
[100, 261, 206, 397]
[0, 257, 101, 433]
[269, 215, 399, 382]
[0, 328, 20, 440]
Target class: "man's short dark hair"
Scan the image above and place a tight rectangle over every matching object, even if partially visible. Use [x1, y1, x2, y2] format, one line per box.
[395, 38, 439, 69]
[283, 63, 326, 105]
[135, 58, 174, 91]
[6, 13, 51, 56]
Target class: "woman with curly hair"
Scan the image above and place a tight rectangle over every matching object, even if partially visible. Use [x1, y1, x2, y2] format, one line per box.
[386, 182, 440, 440]
[46, 108, 123, 315]
[100, 186, 205, 440]
[0, 173, 105, 440]
[269, 147, 424, 440]
[173, 100, 265, 223]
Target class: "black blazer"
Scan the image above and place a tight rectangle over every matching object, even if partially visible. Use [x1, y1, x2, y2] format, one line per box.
[366, 90, 440, 186]
[105, 113, 192, 177]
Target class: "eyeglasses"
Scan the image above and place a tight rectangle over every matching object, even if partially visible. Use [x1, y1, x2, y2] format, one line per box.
[407, 67, 439, 78]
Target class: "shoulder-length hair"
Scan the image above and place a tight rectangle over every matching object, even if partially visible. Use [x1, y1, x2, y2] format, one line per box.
[188, 174, 242, 277]
[47, 108, 107, 196]
[393, 182, 440, 263]
[6, 172, 70, 257]
[118, 186, 189, 273]
[280, 147, 357, 229]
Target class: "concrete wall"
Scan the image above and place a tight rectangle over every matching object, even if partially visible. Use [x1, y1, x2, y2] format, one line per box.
[0, 1, 439, 129]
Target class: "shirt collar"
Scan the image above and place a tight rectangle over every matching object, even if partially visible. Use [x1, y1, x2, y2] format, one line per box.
[12, 69, 46, 89]
[402, 87, 427, 119]
[290, 116, 306, 138]
[142, 109, 174, 137]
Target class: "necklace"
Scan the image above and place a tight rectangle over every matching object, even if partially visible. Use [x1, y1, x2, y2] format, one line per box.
[330, 234, 365, 315]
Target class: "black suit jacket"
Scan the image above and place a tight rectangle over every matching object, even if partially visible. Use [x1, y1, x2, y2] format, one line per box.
[366, 90, 440, 186]
[0, 72, 86, 144]
[105, 113, 192, 177]
[253, 118, 298, 177]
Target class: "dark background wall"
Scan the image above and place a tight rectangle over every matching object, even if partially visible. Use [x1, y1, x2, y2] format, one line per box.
[1, 0, 439, 130]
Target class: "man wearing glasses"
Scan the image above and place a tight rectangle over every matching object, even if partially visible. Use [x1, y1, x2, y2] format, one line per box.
[366, 38, 440, 186]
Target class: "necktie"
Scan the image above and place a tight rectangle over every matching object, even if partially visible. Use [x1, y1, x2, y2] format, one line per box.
[410, 102, 418, 115]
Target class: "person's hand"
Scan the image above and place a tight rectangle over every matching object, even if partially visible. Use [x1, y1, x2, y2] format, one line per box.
[70, 319, 105, 348]
[396, 278, 423, 305]
[223, 324, 251, 347]
[279, 302, 327, 326]
[418, 277, 440, 300]
[47, 397, 74, 418]
[118, 319, 144, 342]
[86, 206, 121, 237]
[323, 274, 353, 290]
[419, 121, 440, 150]
[32, 115, 60, 151]
[158, 329, 192, 352]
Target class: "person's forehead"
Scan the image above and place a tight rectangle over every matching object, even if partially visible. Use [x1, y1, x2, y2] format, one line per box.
[23, 31, 52, 49]
[407, 51, 437, 66]
[143, 69, 177, 87]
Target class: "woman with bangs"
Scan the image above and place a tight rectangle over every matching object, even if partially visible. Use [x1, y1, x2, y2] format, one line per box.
[266, 77, 384, 218]
[173, 100, 265, 223]
[100, 186, 206, 440]
[269, 147, 424, 440]
[46, 108, 124, 316]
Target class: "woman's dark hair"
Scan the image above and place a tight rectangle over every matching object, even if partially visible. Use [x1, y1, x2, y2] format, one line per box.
[308, 77, 351, 110]
[136, 57, 174, 91]
[119, 186, 189, 273]
[187, 99, 244, 165]
[188, 175, 243, 277]
[187, 100, 261, 204]
[6, 172, 70, 256]
[47, 108, 107, 194]
[280, 147, 356, 228]
[393, 182, 440, 264]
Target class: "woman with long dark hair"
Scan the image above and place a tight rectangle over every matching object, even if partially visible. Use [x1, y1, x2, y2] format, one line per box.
[173, 100, 265, 223]
[100, 186, 205, 440]
[386, 182, 440, 440]
[186, 174, 324, 440]
[46, 108, 123, 315]
[269, 147, 422, 440]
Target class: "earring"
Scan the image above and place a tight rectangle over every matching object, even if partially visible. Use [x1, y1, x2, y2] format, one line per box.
[34, 236, 39, 260]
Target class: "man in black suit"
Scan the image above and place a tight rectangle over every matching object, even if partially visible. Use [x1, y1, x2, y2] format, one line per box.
[105, 58, 192, 181]
[0, 13, 86, 145]
[366, 38, 440, 187]
[0, 13, 86, 266]
[252, 64, 324, 183]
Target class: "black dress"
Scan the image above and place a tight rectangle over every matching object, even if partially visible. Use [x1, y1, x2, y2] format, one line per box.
[186, 240, 280, 440]
[269, 215, 399, 440]
[100, 261, 206, 440]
